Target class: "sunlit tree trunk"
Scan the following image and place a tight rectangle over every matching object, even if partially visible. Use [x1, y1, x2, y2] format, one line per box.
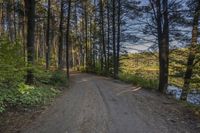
[84, 0, 88, 71]
[181, 1, 200, 100]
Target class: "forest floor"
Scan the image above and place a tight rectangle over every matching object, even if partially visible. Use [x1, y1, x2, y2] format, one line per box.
[1, 72, 200, 133]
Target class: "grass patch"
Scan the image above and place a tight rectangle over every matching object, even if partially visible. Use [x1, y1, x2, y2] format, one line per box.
[119, 73, 158, 90]
[0, 70, 68, 113]
[179, 101, 200, 118]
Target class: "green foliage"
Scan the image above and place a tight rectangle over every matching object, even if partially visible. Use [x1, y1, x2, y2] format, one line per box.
[17, 83, 59, 106]
[120, 48, 200, 89]
[119, 73, 158, 90]
[79, 66, 86, 72]
[0, 98, 5, 113]
[50, 71, 68, 86]
[33, 66, 68, 87]
[0, 83, 60, 112]
[0, 37, 67, 113]
[94, 63, 104, 75]
[0, 37, 25, 89]
[34, 67, 52, 84]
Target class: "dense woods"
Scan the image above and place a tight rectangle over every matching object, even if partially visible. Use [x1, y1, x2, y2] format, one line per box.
[0, 0, 199, 113]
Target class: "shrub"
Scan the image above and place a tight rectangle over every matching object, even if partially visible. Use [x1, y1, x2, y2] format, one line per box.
[50, 71, 68, 86]
[0, 37, 25, 89]
[34, 67, 52, 84]
[17, 83, 60, 106]
[0, 83, 60, 112]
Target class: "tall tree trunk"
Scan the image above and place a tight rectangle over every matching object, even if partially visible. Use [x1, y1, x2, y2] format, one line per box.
[58, 0, 64, 70]
[84, 1, 88, 71]
[100, 0, 106, 72]
[46, 0, 51, 70]
[1, 1, 6, 33]
[154, 0, 169, 92]
[106, 0, 110, 72]
[112, 0, 117, 78]
[0, 2, 3, 36]
[160, 0, 169, 92]
[13, 0, 16, 40]
[116, 0, 121, 77]
[181, 1, 200, 100]
[66, 0, 72, 79]
[75, 0, 81, 69]
[6, 0, 12, 40]
[24, 0, 36, 84]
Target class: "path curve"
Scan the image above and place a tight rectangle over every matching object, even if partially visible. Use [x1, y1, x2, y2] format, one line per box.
[22, 73, 200, 133]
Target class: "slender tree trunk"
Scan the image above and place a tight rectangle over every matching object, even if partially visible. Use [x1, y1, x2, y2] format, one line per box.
[89, 15, 93, 70]
[116, 0, 121, 77]
[2, 1, 6, 33]
[161, 0, 169, 92]
[24, 0, 36, 84]
[106, 0, 110, 72]
[84, 1, 88, 71]
[75, 0, 81, 69]
[58, 0, 64, 70]
[6, 1, 12, 40]
[0, 2, 3, 36]
[13, 0, 16, 40]
[181, 1, 200, 100]
[46, 0, 51, 70]
[158, 0, 169, 92]
[23, 11, 26, 62]
[154, 0, 169, 92]
[112, 0, 117, 78]
[66, 0, 72, 79]
[100, 0, 106, 73]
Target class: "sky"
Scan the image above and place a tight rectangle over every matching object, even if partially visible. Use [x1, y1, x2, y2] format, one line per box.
[122, 0, 194, 53]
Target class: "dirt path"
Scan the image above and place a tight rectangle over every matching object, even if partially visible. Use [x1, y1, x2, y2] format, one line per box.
[22, 73, 200, 133]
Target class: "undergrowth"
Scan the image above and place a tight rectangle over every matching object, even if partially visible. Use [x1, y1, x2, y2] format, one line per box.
[0, 37, 68, 113]
[0, 70, 68, 113]
[119, 73, 158, 90]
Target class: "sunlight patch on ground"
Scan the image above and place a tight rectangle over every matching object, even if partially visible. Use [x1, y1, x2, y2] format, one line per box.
[117, 87, 142, 96]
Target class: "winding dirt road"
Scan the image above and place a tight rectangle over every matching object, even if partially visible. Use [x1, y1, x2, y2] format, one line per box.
[22, 73, 200, 133]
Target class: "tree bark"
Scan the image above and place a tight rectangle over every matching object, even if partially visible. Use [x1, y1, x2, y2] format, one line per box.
[24, 0, 36, 84]
[112, 0, 117, 78]
[100, 0, 106, 72]
[66, 0, 72, 79]
[152, 0, 169, 92]
[0, 2, 3, 36]
[58, 0, 64, 70]
[106, 0, 110, 72]
[181, 1, 200, 100]
[84, 1, 88, 71]
[116, 0, 121, 77]
[46, 0, 51, 70]
[158, 0, 169, 92]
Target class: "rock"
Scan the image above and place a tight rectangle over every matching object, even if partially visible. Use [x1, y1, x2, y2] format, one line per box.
[166, 85, 182, 100]
[167, 85, 200, 106]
